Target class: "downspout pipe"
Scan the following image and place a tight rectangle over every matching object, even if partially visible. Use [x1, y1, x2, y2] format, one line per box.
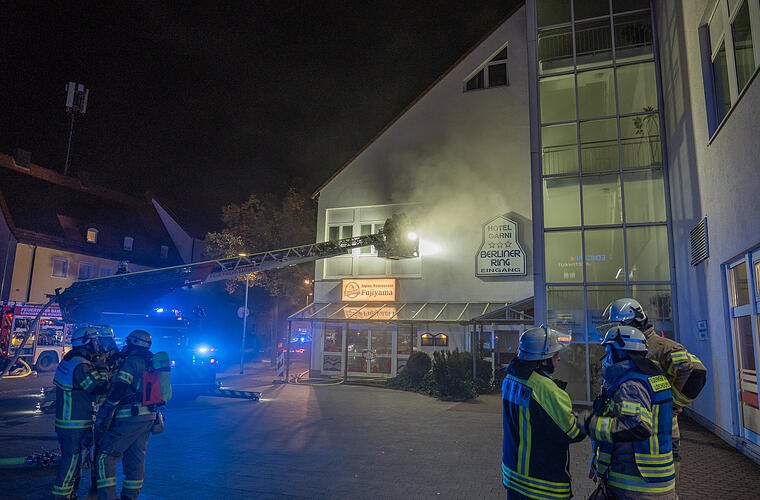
[25, 245, 37, 302]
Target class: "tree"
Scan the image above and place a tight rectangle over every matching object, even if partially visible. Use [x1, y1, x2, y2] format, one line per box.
[205, 188, 317, 306]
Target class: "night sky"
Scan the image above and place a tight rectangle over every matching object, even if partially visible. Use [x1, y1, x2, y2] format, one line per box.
[1, 1, 513, 235]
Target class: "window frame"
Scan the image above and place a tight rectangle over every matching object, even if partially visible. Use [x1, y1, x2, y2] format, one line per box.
[123, 236, 134, 252]
[160, 245, 169, 259]
[78, 261, 94, 280]
[51, 257, 69, 278]
[703, 0, 760, 137]
[86, 227, 98, 244]
[464, 43, 509, 92]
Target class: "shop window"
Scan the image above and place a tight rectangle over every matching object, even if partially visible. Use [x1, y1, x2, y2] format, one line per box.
[86, 227, 98, 244]
[52, 257, 69, 278]
[434, 333, 449, 347]
[420, 332, 435, 346]
[78, 262, 93, 280]
[464, 45, 509, 91]
[160, 245, 169, 259]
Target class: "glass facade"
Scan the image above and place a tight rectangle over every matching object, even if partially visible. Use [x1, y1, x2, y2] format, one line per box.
[535, 0, 672, 401]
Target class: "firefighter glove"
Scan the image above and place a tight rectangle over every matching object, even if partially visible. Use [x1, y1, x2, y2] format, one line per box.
[95, 402, 116, 434]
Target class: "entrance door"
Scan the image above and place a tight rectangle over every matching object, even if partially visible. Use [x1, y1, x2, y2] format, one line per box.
[347, 327, 393, 376]
[727, 258, 760, 442]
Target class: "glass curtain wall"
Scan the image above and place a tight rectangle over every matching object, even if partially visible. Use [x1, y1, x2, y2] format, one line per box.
[535, 0, 673, 401]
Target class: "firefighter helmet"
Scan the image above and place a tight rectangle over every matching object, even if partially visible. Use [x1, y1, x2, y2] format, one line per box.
[603, 298, 647, 325]
[518, 325, 572, 361]
[125, 329, 152, 349]
[601, 325, 647, 352]
[71, 327, 100, 347]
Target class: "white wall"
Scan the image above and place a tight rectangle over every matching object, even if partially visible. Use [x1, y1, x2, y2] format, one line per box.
[315, 7, 533, 305]
[657, 0, 760, 435]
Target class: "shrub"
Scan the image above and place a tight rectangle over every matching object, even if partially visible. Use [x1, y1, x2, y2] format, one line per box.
[430, 350, 478, 401]
[405, 351, 432, 383]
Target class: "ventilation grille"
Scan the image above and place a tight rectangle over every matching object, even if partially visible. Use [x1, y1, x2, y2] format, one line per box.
[690, 217, 709, 266]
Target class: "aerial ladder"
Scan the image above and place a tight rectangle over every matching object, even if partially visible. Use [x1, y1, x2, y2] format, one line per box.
[0, 214, 419, 380]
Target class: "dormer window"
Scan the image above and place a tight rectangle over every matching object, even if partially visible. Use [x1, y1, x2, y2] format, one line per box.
[465, 44, 509, 91]
[86, 228, 98, 243]
[123, 236, 134, 251]
[160, 245, 169, 259]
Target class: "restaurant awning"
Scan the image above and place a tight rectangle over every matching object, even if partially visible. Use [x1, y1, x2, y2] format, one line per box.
[288, 302, 510, 324]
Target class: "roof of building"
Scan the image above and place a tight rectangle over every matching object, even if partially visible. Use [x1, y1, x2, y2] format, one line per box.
[311, 1, 524, 199]
[0, 153, 184, 267]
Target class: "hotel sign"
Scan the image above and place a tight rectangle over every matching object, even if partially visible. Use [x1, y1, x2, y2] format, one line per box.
[476, 215, 526, 276]
[341, 279, 396, 302]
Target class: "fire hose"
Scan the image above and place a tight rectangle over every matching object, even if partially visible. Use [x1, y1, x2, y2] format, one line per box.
[2, 358, 33, 379]
[292, 369, 344, 386]
[0, 448, 61, 469]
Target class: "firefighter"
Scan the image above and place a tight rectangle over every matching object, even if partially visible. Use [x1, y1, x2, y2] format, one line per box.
[601, 298, 707, 488]
[586, 325, 675, 499]
[94, 329, 156, 500]
[52, 327, 108, 499]
[501, 325, 586, 499]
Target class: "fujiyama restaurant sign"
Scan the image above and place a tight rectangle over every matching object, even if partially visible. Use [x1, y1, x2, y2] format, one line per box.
[341, 279, 397, 302]
[476, 215, 526, 276]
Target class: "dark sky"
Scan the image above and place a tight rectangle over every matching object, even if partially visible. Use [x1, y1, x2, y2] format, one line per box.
[1, 1, 513, 235]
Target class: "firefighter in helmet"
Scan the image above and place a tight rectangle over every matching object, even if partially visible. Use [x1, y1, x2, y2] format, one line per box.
[95, 329, 156, 500]
[501, 326, 585, 499]
[601, 298, 706, 489]
[52, 327, 109, 499]
[586, 325, 676, 499]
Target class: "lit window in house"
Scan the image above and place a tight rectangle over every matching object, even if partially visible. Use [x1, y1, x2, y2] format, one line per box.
[160, 245, 169, 259]
[52, 258, 69, 278]
[123, 236, 134, 251]
[465, 45, 509, 91]
[434, 333, 449, 347]
[420, 332, 435, 347]
[86, 228, 98, 243]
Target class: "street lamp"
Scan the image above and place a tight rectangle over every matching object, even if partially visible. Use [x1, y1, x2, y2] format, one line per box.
[239, 253, 251, 374]
[304, 278, 313, 305]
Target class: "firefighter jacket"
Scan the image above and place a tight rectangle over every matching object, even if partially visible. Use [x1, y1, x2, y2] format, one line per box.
[588, 359, 675, 497]
[642, 327, 707, 409]
[53, 348, 108, 430]
[502, 359, 585, 499]
[103, 348, 156, 421]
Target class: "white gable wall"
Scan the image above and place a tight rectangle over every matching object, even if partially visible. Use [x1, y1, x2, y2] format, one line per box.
[315, 7, 532, 303]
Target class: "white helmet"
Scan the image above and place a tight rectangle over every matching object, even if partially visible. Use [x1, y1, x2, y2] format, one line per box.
[71, 327, 99, 347]
[601, 325, 647, 352]
[126, 329, 152, 349]
[518, 325, 571, 361]
[603, 298, 647, 325]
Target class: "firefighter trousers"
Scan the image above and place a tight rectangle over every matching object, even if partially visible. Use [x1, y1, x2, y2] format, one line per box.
[52, 427, 93, 499]
[96, 418, 153, 500]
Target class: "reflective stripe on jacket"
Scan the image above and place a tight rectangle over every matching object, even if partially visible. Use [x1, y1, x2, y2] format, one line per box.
[53, 353, 106, 429]
[502, 360, 585, 499]
[643, 327, 706, 408]
[593, 367, 675, 494]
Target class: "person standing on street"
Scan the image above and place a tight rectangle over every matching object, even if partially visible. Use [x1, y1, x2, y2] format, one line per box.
[501, 325, 586, 499]
[601, 298, 707, 489]
[586, 325, 676, 499]
[94, 329, 156, 500]
[52, 327, 108, 499]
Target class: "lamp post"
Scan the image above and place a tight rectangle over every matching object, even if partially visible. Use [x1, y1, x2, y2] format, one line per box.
[304, 278, 313, 305]
[239, 254, 251, 375]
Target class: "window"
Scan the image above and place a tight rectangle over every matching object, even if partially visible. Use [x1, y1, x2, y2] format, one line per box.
[99, 266, 113, 277]
[328, 225, 353, 242]
[434, 333, 449, 347]
[704, 0, 760, 135]
[421, 332, 435, 346]
[359, 223, 384, 254]
[465, 45, 508, 91]
[160, 245, 169, 259]
[86, 228, 98, 244]
[123, 236, 134, 251]
[52, 258, 69, 278]
[78, 262, 93, 280]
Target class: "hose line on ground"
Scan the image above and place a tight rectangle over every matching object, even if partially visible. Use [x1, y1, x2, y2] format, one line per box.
[293, 369, 344, 386]
[2, 358, 32, 379]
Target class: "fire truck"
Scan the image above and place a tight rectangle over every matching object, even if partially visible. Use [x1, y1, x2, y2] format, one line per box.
[0, 302, 73, 372]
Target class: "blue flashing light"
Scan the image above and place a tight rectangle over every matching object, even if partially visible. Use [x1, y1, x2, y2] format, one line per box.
[155, 308, 164, 313]
[197, 346, 209, 354]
